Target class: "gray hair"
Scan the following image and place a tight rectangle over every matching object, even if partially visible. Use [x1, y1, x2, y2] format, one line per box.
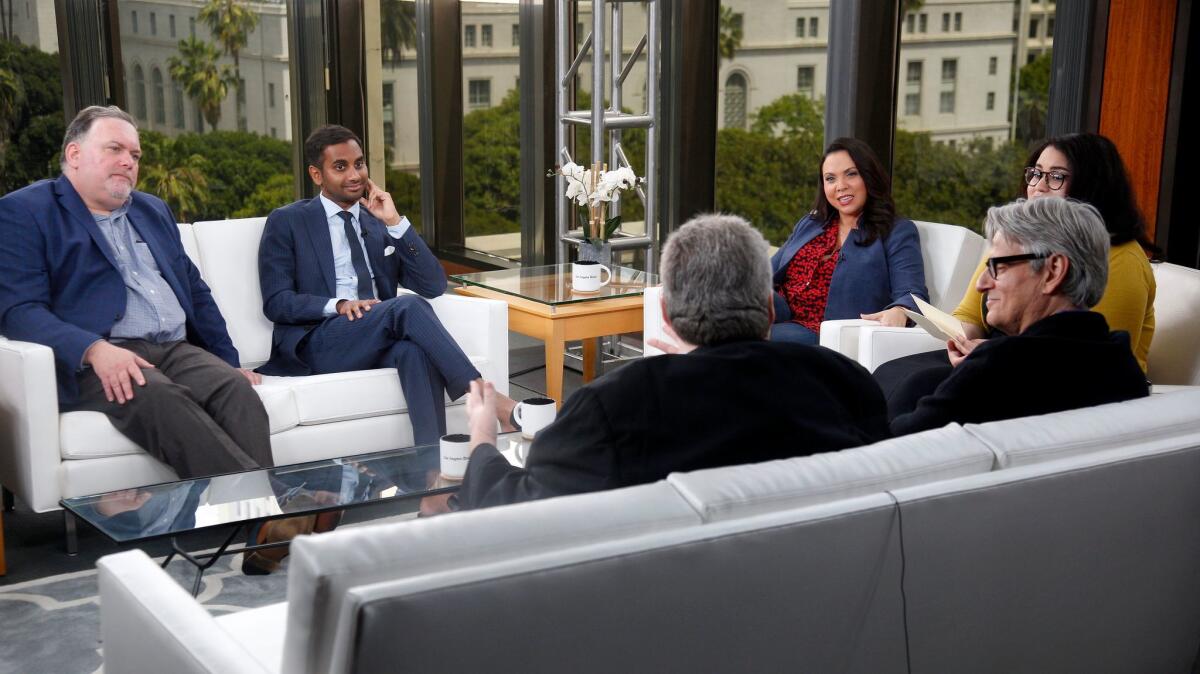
[984, 197, 1110, 308]
[661, 213, 772, 345]
[60, 105, 137, 167]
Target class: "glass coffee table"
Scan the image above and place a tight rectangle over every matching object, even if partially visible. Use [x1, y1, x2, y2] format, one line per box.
[451, 264, 658, 406]
[61, 434, 532, 595]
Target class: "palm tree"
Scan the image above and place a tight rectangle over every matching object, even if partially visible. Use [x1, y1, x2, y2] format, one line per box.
[381, 0, 418, 66]
[718, 6, 743, 62]
[139, 147, 210, 222]
[199, 0, 259, 131]
[0, 66, 24, 160]
[168, 37, 236, 132]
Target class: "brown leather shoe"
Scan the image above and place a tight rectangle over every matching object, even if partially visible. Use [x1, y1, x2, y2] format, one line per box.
[241, 515, 316, 575]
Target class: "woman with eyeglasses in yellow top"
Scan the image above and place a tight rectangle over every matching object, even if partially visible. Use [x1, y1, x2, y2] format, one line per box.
[875, 133, 1157, 419]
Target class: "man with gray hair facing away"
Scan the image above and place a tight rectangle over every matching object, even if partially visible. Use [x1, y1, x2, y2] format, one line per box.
[891, 197, 1149, 436]
[455, 214, 889, 509]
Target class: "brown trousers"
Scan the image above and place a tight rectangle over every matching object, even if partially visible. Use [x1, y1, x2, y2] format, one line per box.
[68, 340, 273, 478]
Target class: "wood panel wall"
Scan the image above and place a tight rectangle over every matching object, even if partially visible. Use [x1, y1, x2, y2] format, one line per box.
[1098, 0, 1178, 239]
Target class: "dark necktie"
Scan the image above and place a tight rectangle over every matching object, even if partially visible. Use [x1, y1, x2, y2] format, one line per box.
[338, 211, 375, 300]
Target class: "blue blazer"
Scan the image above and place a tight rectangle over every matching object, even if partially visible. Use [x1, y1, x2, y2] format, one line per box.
[769, 212, 928, 322]
[257, 197, 447, 375]
[0, 175, 239, 404]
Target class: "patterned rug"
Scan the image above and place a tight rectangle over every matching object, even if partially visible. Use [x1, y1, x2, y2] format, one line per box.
[0, 547, 290, 674]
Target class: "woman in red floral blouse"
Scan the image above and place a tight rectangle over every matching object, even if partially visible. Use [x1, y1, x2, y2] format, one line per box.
[768, 138, 928, 344]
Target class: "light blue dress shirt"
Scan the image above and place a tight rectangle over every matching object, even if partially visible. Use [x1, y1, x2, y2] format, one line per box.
[92, 202, 187, 344]
[319, 194, 412, 316]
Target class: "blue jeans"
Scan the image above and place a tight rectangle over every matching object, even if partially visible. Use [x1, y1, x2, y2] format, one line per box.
[768, 321, 819, 345]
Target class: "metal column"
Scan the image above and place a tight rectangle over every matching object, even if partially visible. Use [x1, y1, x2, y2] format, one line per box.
[555, 0, 661, 275]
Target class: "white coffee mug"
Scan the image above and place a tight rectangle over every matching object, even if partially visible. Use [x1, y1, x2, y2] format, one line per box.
[513, 396, 557, 439]
[439, 433, 472, 480]
[573, 261, 612, 292]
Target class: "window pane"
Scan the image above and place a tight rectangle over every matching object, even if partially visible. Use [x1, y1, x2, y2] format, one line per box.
[0, 2, 62, 196]
[893, 3, 1056, 233]
[118, 0, 295, 222]
[379, 0, 423, 236]
[461, 1, 522, 261]
[715, 1, 829, 247]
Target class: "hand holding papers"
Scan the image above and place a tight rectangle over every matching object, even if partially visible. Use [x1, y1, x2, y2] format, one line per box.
[902, 295, 967, 343]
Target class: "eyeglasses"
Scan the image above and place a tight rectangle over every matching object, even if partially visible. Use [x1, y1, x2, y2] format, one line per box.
[985, 252, 1049, 279]
[1023, 167, 1069, 190]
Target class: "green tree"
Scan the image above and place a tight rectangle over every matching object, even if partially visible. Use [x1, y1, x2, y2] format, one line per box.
[169, 130, 291, 219]
[168, 36, 237, 132]
[199, 0, 259, 131]
[381, 0, 418, 65]
[1015, 50, 1052, 144]
[0, 39, 63, 195]
[138, 131, 212, 222]
[234, 173, 294, 218]
[718, 6, 743, 62]
[384, 166, 422, 231]
[462, 88, 522, 235]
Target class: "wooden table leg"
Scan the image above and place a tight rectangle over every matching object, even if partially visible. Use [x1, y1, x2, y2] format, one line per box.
[582, 337, 600, 382]
[1, 507, 7, 576]
[545, 323, 566, 408]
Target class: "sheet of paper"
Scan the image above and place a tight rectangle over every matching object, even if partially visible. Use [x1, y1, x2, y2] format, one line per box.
[906, 295, 966, 342]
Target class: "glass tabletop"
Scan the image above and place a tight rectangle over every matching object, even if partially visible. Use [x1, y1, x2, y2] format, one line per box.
[61, 443, 455, 543]
[451, 264, 659, 306]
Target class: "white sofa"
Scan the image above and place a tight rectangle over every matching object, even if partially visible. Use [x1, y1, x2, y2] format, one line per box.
[0, 217, 508, 514]
[99, 388, 1200, 673]
[643, 220, 986, 356]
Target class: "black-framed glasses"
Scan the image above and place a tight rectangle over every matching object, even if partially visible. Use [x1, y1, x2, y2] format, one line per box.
[1023, 166, 1069, 190]
[985, 253, 1049, 279]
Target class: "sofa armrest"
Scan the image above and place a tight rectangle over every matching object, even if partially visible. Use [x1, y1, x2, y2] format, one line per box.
[854, 326, 946, 373]
[429, 294, 510, 395]
[0, 338, 63, 512]
[642, 286, 665, 357]
[818, 319, 877, 360]
[98, 550, 271, 674]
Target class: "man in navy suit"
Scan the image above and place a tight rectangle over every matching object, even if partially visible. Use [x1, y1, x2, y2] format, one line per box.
[0, 105, 272, 478]
[257, 125, 515, 446]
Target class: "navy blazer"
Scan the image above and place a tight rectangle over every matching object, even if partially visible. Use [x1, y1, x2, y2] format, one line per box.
[257, 197, 447, 375]
[0, 175, 239, 404]
[769, 213, 928, 322]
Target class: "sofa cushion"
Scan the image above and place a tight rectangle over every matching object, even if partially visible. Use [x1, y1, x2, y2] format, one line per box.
[667, 424, 995, 522]
[965, 388, 1200, 469]
[60, 385, 300, 460]
[191, 217, 273, 368]
[260, 357, 485, 426]
[282, 481, 702, 674]
[215, 602, 288, 674]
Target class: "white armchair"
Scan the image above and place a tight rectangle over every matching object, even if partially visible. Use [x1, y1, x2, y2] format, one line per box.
[818, 220, 987, 370]
[1146, 262, 1200, 391]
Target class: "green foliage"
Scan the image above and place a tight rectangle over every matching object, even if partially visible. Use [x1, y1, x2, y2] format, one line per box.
[168, 36, 237, 132]
[892, 131, 1027, 233]
[385, 167, 422, 232]
[1015, 50, 1052, 144]
[234, 173, 295, 218]
[718, 6, 743, 62]
[199, 0, 259, 129]
[463, 88, 522, 236]
[138, 130, 212, 222]
[0, 39, 64, 195]
[381, 0, 418, 65]
[168, 130, 291, 219]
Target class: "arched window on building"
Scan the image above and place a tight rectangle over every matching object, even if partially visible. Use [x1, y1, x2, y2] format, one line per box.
[131, 64, 147, 120]
[151, 67, 166, 125]
[724, 72, 747, 130]
[172, 79, 186, 129]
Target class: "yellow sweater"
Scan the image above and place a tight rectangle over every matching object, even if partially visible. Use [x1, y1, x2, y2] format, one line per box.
[952, 239, 1156, 371]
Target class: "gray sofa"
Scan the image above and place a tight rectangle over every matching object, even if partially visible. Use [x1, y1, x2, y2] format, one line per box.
[98, 389, 1200, 673]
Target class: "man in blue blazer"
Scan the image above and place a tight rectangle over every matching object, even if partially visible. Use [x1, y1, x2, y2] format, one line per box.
[257, 125, 515, 446]
[0, 105, 272, 478]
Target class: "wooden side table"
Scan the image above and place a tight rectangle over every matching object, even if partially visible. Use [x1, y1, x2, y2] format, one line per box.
[451, 264, 657, 407]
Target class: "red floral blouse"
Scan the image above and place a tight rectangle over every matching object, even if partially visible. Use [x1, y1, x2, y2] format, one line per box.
[781, 222, 841, 332]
